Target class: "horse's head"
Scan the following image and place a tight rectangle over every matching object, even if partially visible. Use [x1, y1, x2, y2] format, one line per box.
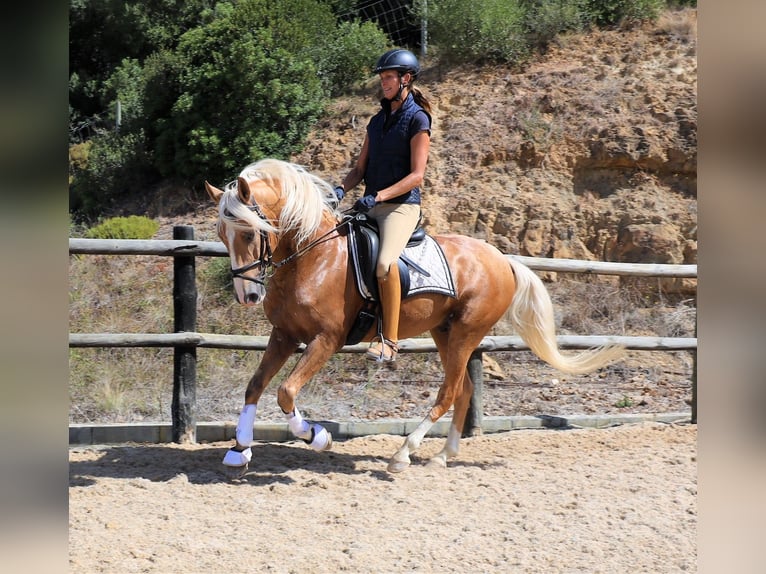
[206, 176, 277, 306]
[206, 158, 341, 306]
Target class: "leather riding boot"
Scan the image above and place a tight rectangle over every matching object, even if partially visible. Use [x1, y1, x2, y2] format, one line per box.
[367, 265, 401, 362]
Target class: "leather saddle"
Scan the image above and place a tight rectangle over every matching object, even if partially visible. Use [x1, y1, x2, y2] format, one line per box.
[344, 213, 427, 345]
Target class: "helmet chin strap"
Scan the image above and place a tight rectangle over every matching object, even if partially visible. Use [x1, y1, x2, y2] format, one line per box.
[390, 72, 411, 102]
[392, 80, 409, 102]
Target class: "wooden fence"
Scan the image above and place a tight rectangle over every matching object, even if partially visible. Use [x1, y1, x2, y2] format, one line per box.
[69, 226, 698, 442]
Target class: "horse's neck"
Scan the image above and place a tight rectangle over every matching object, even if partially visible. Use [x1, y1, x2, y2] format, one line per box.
[274, 212, 340, 260]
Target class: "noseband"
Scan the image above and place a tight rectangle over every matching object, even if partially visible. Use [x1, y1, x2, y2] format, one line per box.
[228, 202, 273, 286]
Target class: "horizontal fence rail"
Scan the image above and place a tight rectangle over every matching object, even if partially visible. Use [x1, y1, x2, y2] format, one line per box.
[69, 232, 698, 442]
[69, 238, 698, 277]
[69, 333, 697, 352]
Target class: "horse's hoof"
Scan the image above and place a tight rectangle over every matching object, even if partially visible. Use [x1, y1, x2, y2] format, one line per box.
[387, 459, 410, 473]
[426, 456, 447, 469]
[222, 447, 251, 478]
[224, 463, 249, 479]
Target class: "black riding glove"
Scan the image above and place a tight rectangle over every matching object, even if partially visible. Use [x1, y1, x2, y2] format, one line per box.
[354, 194, 377, 213]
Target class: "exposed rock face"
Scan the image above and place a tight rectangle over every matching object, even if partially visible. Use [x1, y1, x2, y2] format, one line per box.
[293, 10, 697, 292]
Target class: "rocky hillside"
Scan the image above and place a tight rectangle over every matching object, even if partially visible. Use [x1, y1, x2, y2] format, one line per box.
[158, 10, 697, 285]
[289, 9, 697, 290]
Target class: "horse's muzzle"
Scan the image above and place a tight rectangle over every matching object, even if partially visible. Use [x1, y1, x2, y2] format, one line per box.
[234, 278, 266, 306]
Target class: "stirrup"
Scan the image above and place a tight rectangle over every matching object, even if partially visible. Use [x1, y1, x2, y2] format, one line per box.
[366, 337, 399, 362]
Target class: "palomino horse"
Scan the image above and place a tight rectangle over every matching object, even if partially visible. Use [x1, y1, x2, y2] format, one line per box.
[206, 158, 624, 474]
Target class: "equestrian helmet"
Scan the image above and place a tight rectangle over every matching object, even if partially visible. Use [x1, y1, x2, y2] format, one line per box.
[373, 49, 420, 78]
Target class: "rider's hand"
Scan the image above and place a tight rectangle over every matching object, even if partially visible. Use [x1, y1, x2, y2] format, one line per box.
[354, 194, 377, 213]
[333, 186, 345, 201]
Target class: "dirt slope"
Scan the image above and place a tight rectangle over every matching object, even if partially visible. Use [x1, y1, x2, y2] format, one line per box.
[290, 10, 697, 281]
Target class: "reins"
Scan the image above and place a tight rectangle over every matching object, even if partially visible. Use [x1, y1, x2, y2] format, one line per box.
[230, 202, 354, 284]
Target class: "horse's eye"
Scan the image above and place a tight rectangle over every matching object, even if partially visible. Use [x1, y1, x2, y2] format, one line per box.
[243, 232, 255, 242]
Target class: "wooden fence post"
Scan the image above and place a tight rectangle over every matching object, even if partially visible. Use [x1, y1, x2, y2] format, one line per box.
[172, 226, 197, 443]
[464, 350, 484, 437]
[691, 319, 697, 424]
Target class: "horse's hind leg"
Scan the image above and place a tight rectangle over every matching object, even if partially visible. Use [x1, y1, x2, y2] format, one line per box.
[428, 368, 474, 469]
[387, 329, 475, 473]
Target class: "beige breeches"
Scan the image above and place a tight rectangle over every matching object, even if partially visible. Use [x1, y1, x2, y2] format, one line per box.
[368, 202, 421, 278]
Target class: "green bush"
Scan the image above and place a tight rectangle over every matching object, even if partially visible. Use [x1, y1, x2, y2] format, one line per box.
[85, 215, 160, 239]
[315, 19, 390, 96]
[70, 0, 391, 218]
[69, 130, 152, 221]
[416, 0, 529, 65]
[522, 0, 586, 48]
[152, 0, 337, 185]
[580, 0, 665, 27]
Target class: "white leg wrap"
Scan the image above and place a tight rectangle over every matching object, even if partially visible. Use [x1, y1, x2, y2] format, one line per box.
[235, 404, 257, 446]
[222, 447, 252, 467]
[286, 407, 311, 440]
[307, 424, 332, 451]
[285, 408, 332, 451]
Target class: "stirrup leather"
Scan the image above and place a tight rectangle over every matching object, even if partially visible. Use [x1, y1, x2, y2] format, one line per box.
[366, 337, 399, 362]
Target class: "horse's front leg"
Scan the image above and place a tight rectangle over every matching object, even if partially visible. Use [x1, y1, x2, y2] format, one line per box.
[222, 328, 298, 471]
[277, 335, 338, 452]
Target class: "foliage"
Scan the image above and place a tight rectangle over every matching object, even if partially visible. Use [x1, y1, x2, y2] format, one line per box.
[154, 1, 328, 186]
[69, 0, 220, 121]
[615, 396, 634, 408]
[315, 19, 391, 96]
[579, 0, 665, 27]
[419, 0, 672, 65]
[69, 0, 690, 220]
[69, 0, 390, 217]
[415, 0, 529, 65]
[85, 215, 160, 240]
[69, 130, 152, 220]
[522, 0, 586, 48]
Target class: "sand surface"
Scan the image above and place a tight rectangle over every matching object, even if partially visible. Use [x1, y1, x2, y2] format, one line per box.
[69, 421, 696, 573]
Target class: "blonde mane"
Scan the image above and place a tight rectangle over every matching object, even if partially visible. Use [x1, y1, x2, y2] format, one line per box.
[218, 158, 340, 246]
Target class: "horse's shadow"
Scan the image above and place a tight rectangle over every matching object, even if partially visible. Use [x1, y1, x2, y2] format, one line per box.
[69, 440, 394, 487]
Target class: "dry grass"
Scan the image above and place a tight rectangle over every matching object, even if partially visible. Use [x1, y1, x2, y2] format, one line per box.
[69, 253, 696, 424]
[655, 7, 697, 43]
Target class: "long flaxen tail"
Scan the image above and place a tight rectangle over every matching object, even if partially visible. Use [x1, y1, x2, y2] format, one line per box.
[507, 258, 625, 374]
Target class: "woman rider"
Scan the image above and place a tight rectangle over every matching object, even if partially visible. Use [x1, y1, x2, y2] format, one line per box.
[334, 48, 433, 362]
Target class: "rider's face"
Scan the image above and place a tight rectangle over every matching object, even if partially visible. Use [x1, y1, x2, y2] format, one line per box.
[379, 70, 407, 99]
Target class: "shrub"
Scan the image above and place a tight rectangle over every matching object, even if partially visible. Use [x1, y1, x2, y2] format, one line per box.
[85, 215, 160, 239]
[522, 0, 586, 48]
[580, 0, 665, 27]
[153, 0, 334, 185]
[315, 19, 390, 96]
[69, 130, 152, 221]
[416, 0, 529, 65]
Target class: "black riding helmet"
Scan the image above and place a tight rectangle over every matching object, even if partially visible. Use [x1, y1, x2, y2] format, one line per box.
[373, 49, 420, 78]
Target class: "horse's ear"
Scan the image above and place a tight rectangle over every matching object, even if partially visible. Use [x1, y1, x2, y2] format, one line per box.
[237, 177, 251, 204]
[205, 181, 223, 204]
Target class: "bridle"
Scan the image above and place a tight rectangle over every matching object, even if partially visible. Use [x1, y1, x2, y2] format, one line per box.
[228, 199, 353, 286]
[228, 202, 273, 286]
